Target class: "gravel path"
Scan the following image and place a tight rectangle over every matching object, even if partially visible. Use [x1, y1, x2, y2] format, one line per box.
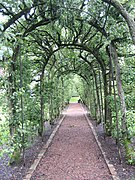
[31, 103, 113, 180]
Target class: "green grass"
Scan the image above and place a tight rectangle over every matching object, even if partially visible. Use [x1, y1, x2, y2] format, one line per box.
[69, 96, 80, 103]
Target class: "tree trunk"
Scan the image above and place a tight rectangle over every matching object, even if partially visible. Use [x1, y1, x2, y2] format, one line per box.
[110, 42, 127, 137]
[8, 45, 22, 164]
[39, 73, 44, 138]
[20, 53, 25, 165]
[98, 68, 104, 123]
[38, 59, 49, 137]
[106, 59, 113, 136]
[108, 45, 122, 163]
[92, 77, 97, 118]
[102, 70, 109, 134]
[8, 45, 20, 136]
[93, 70, 102, 124]
[105, 47, 113, 135]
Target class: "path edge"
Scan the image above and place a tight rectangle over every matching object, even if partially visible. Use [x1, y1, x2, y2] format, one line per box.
[81, 104, 120, 180]
[23, 114, 66, 180]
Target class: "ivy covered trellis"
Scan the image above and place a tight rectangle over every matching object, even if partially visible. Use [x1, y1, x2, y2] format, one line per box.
[0, 0, 135, 165]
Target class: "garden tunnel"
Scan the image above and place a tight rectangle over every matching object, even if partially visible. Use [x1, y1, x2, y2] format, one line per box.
[0, 0, 135, 164]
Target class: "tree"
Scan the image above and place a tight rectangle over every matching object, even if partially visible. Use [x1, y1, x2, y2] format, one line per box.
[0, 0, 135, 164]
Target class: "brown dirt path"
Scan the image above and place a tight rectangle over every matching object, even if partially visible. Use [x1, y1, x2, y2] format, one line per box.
[31, 103, 113, 180]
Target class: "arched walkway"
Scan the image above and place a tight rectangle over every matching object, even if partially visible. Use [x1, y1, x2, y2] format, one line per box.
[0, 1, 135, 178]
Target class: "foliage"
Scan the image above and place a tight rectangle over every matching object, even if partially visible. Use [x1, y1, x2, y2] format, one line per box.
[0, 0, 135, 164]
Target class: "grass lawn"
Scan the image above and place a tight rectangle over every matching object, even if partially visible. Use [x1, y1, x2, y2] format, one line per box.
[69, 96, 80, 103]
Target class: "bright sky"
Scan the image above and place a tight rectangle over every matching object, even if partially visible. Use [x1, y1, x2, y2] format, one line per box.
[0, 13, 8, 23]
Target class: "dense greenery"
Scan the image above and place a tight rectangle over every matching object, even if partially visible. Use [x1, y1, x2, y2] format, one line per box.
[0, 0, 135, 165]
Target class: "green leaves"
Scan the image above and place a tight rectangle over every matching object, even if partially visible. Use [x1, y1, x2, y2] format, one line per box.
[126, 110, 135, 138]
[0, 0, 134, 165]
